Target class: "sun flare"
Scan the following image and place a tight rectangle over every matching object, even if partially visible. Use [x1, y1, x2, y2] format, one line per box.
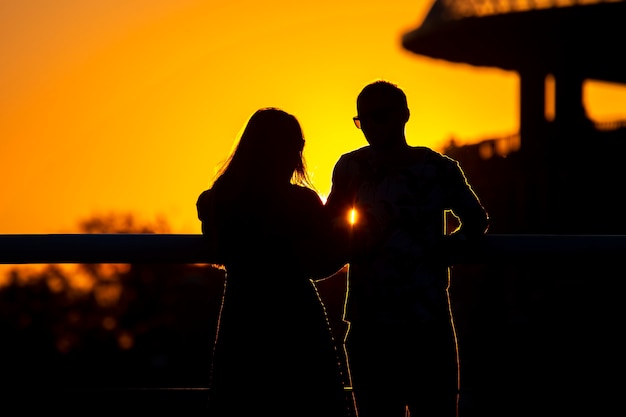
[348, 208, 358, 226]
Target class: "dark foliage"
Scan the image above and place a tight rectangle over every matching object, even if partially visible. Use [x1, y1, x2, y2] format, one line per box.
[0, 262, 226, 390]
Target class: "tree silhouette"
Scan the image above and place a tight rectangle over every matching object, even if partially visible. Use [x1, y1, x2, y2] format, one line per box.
[0, 213, 225, 390]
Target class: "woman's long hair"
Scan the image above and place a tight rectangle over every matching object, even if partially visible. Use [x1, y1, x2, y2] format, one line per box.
[212, 107, 314, 192]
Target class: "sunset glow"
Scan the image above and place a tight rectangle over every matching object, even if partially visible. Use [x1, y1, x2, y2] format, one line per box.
[1, 0, 625, 234]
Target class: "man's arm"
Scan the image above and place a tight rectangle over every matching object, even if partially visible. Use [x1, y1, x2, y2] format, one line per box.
[324, 155, 360, 261]
[325, 156, 354, 223]
[446, 159, 490, 238]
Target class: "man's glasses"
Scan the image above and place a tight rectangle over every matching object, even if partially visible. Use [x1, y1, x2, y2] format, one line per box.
[352, 107, 399, 129]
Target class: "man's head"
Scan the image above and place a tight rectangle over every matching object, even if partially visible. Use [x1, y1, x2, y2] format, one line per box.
[354, 80, 410, 150]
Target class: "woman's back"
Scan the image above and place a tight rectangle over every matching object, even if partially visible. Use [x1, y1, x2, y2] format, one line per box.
[197, 107, 351, 416]
[200, 184, 348, 417]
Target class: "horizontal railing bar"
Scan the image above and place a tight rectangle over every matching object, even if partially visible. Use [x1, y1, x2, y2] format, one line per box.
[449, 233, 626, 264]
[0, 234, 211, 264]
[1, 233, 626, 265]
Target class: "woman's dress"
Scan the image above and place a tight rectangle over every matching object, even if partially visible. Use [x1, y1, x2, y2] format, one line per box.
[197, 184, 349, 417]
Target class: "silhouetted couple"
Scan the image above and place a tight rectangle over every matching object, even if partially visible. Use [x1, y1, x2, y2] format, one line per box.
[197, 80, 489, 417]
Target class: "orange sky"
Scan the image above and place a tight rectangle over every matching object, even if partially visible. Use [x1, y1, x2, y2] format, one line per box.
[1, 0, 625, 235]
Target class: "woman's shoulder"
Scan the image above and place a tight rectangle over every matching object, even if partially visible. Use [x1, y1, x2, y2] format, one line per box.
[196, 188, 214, 220]
[288, 184, 323, 204]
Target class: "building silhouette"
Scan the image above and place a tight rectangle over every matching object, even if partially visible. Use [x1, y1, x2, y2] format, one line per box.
[401, 2, 625, 416]
[403, 0, 626, 234]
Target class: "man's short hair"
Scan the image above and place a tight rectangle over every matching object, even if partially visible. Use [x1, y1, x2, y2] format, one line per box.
[357, 80, 408, 110]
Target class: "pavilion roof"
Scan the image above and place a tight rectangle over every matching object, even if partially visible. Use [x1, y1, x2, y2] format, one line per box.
[402, 0, 626, 83]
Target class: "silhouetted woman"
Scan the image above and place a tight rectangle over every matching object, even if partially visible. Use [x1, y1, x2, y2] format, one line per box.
[196, 108, 350, 417]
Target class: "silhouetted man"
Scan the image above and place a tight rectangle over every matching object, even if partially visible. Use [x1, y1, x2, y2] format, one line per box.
[326, 80, 489, 417]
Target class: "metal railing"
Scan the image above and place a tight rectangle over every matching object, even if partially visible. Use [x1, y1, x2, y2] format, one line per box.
[2, 233, 626, 264]
[2, 233, 623, 416]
